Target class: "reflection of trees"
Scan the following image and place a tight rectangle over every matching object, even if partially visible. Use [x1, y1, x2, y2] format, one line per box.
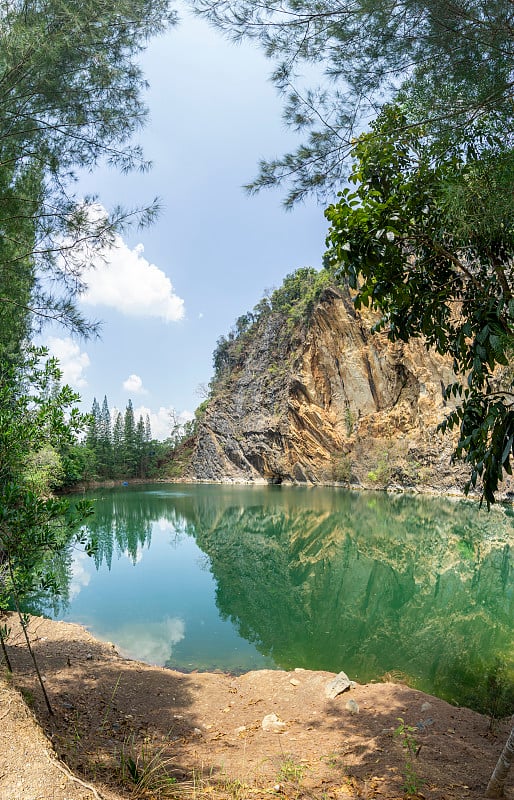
[188, 489, 514, 708]
[70, 484, 514, 709]
[86, 489, 193, 568]
[21, 547, 73, 617]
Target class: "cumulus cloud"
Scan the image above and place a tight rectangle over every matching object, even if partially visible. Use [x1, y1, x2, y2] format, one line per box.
[123, 373, 147, 394]
[178, 409, 195, 425]
[46, 336, 90, 388]
[80, 211, 185, 322]
[134, 405, 194, 441]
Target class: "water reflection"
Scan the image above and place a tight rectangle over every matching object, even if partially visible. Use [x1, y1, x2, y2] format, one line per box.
[111, 616, 186, 665]
[60, 484, 514, 709]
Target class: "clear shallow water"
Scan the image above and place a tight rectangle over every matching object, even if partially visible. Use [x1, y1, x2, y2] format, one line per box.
[54, 483, 514, 708]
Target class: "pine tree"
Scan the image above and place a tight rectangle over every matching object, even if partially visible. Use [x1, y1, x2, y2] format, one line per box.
[191, 0, 514, 206]
[135, 415, 146, 478]
[144, 413, 154, 477]
[0, 0, 177, 338]
[112, 411, 124, 479]
[97, 396, 113, 478]
[123, 400, 137, 477]
[85, 398, 101, 476]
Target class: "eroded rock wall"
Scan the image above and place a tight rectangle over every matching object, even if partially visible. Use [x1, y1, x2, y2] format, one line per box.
[191, 286, 468, 490]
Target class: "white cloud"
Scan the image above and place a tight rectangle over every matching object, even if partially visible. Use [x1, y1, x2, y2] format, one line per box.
[134, 404, 194, 440]
[47, 336, 90, 388]
[80, 211, 185, 322]
[123, 373, 147, 394]
[178, 408, 195, 425]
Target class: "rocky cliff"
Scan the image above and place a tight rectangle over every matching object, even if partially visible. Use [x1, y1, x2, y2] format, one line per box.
[191, 283, 470, 492]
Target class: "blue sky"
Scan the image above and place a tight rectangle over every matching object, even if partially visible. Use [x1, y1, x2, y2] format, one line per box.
[44, 7, 329, 439]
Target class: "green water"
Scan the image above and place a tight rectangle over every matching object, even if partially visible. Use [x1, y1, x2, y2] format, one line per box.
[55, 483, 514, 710]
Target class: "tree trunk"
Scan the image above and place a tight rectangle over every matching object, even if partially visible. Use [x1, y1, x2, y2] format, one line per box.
[486, 722, 514, 798]
[8, 559, 53, 715]
[0, 626, 12, 673]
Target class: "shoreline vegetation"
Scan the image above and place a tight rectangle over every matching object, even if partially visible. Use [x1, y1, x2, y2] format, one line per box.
[61, 474, 496, 503]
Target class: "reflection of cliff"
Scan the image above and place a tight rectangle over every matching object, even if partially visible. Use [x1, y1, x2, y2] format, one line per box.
[75, 484, 514, 708]
[189, 490, 514, 705]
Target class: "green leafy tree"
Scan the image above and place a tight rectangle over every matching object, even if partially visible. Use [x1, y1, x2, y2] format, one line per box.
[324, 105, 514, 507]
[212, 334, 235, 381]
[23, 446, 64, 496]
[0, 348, 94, 712]
[59, 443, 96, 487]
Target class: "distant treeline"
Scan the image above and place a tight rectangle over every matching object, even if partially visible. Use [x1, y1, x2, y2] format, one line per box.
[60, 396, 196, 486]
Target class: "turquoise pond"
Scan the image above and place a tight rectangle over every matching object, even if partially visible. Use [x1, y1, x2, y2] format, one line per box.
[52, 483, 514, 709]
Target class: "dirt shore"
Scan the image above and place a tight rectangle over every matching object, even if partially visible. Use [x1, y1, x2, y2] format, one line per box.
[1, 614, 513, 800]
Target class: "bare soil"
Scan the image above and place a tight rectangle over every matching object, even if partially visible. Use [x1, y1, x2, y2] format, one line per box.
[1, 614, 513, 800]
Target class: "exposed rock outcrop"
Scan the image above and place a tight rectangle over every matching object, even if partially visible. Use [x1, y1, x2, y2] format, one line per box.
[191, 285, 470, 491]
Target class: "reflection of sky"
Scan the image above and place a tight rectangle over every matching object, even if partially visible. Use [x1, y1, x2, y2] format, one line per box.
[132, 545, 144, 565]
[68, 551, 92, 600]
[58, 512, 272, 671]
[58, 483, 514, 700]
[109, 616, 185, 665]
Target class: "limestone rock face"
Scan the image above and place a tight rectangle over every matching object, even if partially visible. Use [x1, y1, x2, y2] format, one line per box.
[191, 287, 468, 491]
